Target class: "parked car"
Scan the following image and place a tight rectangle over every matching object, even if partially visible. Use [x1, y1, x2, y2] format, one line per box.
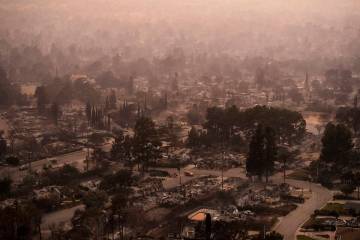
[43, 163, 52, 170]
[19, 164, 29, 171]
[49, 158, 58, 164]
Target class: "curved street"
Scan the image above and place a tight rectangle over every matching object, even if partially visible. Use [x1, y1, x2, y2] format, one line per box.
[273, 179, 332, 240]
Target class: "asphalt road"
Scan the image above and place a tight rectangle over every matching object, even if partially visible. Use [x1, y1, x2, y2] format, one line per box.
[0, 143, 113, 183]
[41, 204, 85, 230]
[0, 150, 88, 183]
[272, 179, 332, 240]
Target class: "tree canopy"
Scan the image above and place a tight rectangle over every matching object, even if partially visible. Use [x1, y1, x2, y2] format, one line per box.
[111, 131, 133, 166]
[196, 105, 305, 148]
[0, 65, 27, 107]
[132, 116, 161, 172]
[246, 124, 278, 181]
[336, 106, 360, 134]
[320, 122, 353, 167]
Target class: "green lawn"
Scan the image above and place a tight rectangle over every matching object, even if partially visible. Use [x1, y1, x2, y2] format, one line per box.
[288, 168, 310, 181]
[302, 216, 335, 229]
[297, 235, 317, 240]
[321, 202, 345, 214]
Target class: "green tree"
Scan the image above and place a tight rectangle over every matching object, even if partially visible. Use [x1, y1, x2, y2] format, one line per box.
[264, 126, 277, 182]
[111, 131, 125, 160]
[132, 116, 161, 172]
[101, 169, 133, 193]
[111, 190, 131, 240]
[50, 102, 60, 125]
[246, 124, 265, 180]
[0, 65, 26, 106]
[109, 90, 117, 109]
[355, 172, 360, 200]
[35, 85, 48, 113]
[85, 102, 92, 124]
[0, 177, 11, 198]
[83, 190, 108, 210]
[246, 125, 277, 181]
[336, 107, 360, 134]
[201, 105, 305, 146]
[111, 132, 133, 166]
[104, 169, 133, 239]
[92, 147, 106, 169]
[0, 132, 6, 160]
[240, 105, 305, 144]
[203, 107, 226, 140]
[0, 202, 42, 240]
[340, 184, 355, 197]
[320, 123, 353, 167]
[187, 127, 200, 148]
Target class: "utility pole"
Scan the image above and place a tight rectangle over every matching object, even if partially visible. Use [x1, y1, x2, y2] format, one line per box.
[86, 139, 90, 171]
[221, 137, 225, 191]
[177, 156, 182, 187]
[28, 152, 32, 173]
[263, 224, 266, 239]
[221, 150, 224, 191]
[283, 157, 286, 184]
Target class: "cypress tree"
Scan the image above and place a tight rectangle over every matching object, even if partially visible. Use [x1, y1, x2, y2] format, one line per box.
[246, 124, 277, 182]
[264, 126, 277, 182]
[85, 102, 92, 124]
[246, 124, 265, 180]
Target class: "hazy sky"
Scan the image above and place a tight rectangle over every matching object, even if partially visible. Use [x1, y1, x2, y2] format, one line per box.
[0, 0, 359, 62]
